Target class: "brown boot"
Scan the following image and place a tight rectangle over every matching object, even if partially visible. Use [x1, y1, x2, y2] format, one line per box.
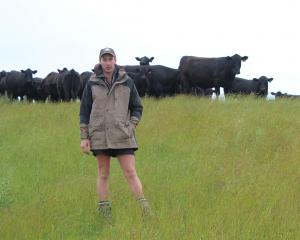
[137, 198, 153, 218]
[98, 201, 112, 223]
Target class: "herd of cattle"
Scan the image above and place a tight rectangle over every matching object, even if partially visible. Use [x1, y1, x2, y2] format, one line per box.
[0, 54, 299, 102]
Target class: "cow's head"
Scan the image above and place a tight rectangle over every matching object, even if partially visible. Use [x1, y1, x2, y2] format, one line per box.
[253, 76, 273, 96]
[66, 69, 81, 100]
[33, 78, 43, 92]
[227, 54, 248, 75]
[135, 56, 154, 66]
[130, 67, 151, 96]
[26, 77, 43, 98]
[0, 71, 6, 78]
[21, 69, 37, 83]
[0, 71, 6, 93]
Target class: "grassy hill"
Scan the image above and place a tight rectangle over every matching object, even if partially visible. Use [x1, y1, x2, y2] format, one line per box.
[0, 96, 300, 239]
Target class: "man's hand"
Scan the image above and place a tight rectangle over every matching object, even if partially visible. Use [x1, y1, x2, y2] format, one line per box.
[80, 139, 91, 154]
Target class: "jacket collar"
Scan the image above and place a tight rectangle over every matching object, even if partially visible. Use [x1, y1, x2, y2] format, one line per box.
[90, 65, 127, 82]
[90, 66, 128, 94]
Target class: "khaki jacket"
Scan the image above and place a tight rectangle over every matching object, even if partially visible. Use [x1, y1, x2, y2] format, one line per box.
[79, 66, 143, 150]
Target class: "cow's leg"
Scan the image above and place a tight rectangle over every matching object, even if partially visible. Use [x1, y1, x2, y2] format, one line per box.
[223, 80, 234, 95]
[57, 86, 62, 101]
[155, 88, 161, 98]
[180, 74, 190, 94]
[51, 90, 59, 102]
[223, 87, 230, 95]
[215, 86, 220, 95]
[64, 86, 70, 101]
[7, 92, 13, 101]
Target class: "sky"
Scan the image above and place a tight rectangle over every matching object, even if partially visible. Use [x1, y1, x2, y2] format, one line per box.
[1, 0, 300, 95]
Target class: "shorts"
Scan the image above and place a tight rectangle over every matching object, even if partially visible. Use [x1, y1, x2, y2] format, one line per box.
[91, 148, 137, 157]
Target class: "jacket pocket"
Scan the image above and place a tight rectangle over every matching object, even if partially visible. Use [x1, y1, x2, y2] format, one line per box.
[88, 116, 104, 137]
[115, 120, 134, 140]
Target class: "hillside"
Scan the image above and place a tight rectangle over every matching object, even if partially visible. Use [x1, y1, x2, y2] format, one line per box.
[0, 96, 300, 239]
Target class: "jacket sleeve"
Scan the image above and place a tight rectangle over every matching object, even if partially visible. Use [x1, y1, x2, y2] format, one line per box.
[79, 82, 93, 139]
[129, 80, 143, 126]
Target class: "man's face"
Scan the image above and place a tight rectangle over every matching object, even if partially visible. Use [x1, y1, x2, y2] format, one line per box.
[100, 54, 116, 74]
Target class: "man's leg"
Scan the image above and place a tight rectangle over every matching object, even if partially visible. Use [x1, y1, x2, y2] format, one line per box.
[96, 154, 111, 219]
[96, 154, 111, 200]
[118, 154, 143, 198]
[118, 154, 152, 216]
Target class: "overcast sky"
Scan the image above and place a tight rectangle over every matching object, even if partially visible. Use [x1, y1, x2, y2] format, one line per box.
[1, 0, 299, 94]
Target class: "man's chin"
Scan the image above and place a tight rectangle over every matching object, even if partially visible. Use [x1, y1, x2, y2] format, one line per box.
[104, 68, 113, 73]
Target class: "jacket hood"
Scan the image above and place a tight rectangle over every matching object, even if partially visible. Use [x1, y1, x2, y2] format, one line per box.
[90, 65, 128, 84]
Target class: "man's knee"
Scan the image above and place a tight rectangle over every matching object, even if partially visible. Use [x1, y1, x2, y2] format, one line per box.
[124, 168, 137, 180]
[98, 168, 110, 180]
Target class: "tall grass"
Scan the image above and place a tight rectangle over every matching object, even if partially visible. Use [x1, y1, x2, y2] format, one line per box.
[0, 96, 300, 239]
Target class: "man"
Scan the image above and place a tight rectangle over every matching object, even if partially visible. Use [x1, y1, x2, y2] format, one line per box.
[79, 47, 151, 221]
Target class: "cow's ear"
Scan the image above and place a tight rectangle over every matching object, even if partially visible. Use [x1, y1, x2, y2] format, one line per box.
[57, 69, 62, 73]
[32, 70, 37, 74]
[150, 57, 154, 62]
[91, 69, 95, 72]
[21, 70, 25, 73]
[242, 56, 248, 61]
[268, 78, 273, 82]
[271, 92, 275, 95]
[253, 78, 259, 81]
[226, 56, 232, 60]
[135, 57, 141, 61]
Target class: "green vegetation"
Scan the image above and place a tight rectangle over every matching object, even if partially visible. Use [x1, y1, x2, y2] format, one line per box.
[0, 96, 300, 239]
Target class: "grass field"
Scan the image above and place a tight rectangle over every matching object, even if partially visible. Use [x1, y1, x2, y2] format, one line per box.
[0, 96, 300, 240]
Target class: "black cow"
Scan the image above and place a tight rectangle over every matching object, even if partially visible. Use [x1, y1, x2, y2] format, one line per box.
[26, 77, 46, 101]
[78, 71, 93, 99]
[230, 76, 273, 96]
[42, 72, 60, 101]
[56, 68, 68, 101]
[271, 91, 300, 99]
[124, 65, 180, 98]
[179, 54, 248, 95]
[145, 65, 180, 98]
[57, 68, 81, 101]
[0, 71, 7, 95]
[5, 69, 37, 100]
[123, 65, 151, 97]
[135, 56, 154, 65]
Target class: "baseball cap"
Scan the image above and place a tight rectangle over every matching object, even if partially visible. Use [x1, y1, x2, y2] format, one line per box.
[99, 47, 116, 58]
